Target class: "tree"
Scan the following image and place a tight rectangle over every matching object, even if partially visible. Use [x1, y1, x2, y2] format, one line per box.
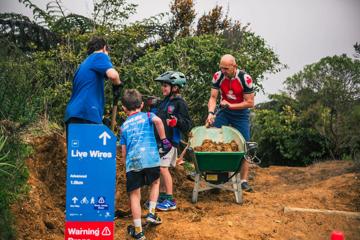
[0, 13, 59, 52]
[122, 33, 282, 125]
[169, 0, 196, 38]
[196, 5, 231, 35]
[284, 54, 360, 159]
[354, 42, 360, 58]
[92, 0, 137, 29]
[252, 93, 329, 166]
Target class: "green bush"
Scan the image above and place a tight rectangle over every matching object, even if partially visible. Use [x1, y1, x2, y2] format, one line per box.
[252, 105, 328, 166]
[123, 34, 281, 126]
[0, 125, 30, 239]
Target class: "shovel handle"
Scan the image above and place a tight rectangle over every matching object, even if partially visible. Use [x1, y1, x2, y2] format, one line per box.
[111, 105, 118, 132]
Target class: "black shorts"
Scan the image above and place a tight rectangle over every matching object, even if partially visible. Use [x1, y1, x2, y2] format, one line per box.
[126, 167, 160, 193]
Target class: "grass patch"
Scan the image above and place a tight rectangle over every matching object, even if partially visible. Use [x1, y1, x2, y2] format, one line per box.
[0, 123, 30, 240]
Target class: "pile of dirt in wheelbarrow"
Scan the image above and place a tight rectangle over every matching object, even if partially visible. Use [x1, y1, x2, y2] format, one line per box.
[193, 139, 239, 152]
[11, 131, 360, 240]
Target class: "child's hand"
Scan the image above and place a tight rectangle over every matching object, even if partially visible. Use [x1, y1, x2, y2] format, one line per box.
[159, 138, 172, 156]
[166, 116, 177, 127]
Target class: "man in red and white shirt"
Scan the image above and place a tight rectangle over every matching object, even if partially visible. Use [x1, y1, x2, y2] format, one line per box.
[206, 54, 255, 192]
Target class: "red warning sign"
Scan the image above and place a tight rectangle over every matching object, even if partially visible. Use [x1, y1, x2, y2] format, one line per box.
[65, 221, 114, 240]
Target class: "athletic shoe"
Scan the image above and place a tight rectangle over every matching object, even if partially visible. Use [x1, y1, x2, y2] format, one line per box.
[127, 225, 146, 240]
[241, 181, 254, 192]
[156, 199, 177, 211]
[145, 213, 162, 225]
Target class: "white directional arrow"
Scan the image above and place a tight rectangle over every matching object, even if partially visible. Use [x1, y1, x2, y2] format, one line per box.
[72, 197, 78, 204]
[99, 131, 111, 146]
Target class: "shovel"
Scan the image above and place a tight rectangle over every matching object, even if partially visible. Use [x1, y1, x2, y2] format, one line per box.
[111, 83, 123, 132]
[110, 105, 117, 132]
[205, 104, 229, 128]
[176, 140, 190, 165]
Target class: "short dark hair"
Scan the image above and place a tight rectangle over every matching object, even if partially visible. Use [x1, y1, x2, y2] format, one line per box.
[121, 89, 142, 111]
[87, 36, 107, 55]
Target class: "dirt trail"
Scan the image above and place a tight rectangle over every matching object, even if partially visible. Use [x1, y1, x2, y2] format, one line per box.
[11, 133, 360, 240]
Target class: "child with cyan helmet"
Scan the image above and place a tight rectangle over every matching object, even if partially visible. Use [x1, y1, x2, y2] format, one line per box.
[152, 71, 192, 211]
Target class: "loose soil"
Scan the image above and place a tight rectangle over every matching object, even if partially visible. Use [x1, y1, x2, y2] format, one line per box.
[11, 132, 360, 240]
[193, 139, 239, 152]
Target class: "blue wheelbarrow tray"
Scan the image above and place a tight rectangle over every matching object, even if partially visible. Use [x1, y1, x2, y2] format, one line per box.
[189, 126, 247, 204]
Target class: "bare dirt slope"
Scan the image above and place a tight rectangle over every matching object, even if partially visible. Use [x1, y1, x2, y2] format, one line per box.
[11, 133, 360, 240]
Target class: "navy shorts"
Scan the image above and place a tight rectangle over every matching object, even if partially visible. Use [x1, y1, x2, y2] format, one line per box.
[214, 108, 251, 141]
[126, 167, 160, 193]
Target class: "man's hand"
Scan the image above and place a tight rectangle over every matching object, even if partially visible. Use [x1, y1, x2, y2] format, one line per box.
[112, 83, 122, 104]
[220, 99, 231, 108]
[159, 138, 172, 156]
[166, 116, 177, 127]
[205, 112, 215, 127]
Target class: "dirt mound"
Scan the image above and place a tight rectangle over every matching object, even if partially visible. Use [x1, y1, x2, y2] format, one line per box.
[11, 133, 360, 240]
[12, 132, 66, 240]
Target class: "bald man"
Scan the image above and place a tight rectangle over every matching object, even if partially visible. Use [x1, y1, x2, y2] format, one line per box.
[206, 54, 255, 192]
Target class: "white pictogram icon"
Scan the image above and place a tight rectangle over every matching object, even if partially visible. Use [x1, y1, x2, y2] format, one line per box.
[99, 131, 111, 145]
[80, 197, 89, 204]
[98, 197, 105, 204]
[71, 140, 79, 147]
[102, 227, 111, 236]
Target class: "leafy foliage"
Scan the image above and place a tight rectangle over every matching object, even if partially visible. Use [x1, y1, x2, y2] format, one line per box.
[122, 33, 281, 125]
[0, 13, 59, 51]
[196, 5, 231, 35]
[169, 0, 196, 38]
[285, 54, 360, 159]
[92, 0, 137, 29]
[354, 42, 360, 58]
[0, 1, 285, 235]
[253, 52, 360, 165]
[252, 97, 328, 166]
[0, 123, 30, 240]
[18, 0, 54, 27]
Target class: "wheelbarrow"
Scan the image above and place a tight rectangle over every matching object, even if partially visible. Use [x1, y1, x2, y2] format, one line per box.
[187, 126, 247, 204]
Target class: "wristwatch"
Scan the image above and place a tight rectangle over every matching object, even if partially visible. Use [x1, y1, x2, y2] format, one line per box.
[208, 111, 215, 115]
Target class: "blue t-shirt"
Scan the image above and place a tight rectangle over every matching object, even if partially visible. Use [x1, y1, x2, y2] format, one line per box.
[120, 112, 160, 172]
[64, 52, 113, 123]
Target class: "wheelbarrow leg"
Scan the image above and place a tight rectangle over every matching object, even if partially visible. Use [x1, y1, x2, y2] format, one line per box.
[232, 173, 242, 204]
[192, 173, 201, 203]
[237, 173, 243, 204]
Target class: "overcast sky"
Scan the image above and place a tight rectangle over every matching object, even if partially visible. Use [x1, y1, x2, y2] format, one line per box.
[1, 0, 360, 103]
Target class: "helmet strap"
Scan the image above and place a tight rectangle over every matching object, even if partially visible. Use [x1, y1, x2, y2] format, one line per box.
[171, 85, 180, 95]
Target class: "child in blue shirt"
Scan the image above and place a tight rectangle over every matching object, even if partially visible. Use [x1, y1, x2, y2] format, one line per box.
[120, 89, 172, 240]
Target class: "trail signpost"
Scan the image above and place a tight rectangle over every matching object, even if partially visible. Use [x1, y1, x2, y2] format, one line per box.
[65, 124, 117, 240]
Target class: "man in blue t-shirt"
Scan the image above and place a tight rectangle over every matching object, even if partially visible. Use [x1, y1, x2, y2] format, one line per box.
[64, 36, 121, 129]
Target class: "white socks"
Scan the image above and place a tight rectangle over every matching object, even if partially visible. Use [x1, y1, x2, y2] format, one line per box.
[149, 201, 157, 214]
[134, 218, 142, 234]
